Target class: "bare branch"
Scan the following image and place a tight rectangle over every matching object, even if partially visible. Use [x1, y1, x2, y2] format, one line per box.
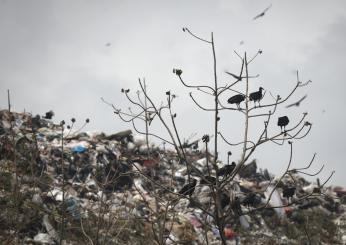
[247, 49, 263, 64]
[218, 131, 256, 148]
[189, 92, 216, 111]
[131, 120, 174, 146]
[293, 153, 316, 171]
[296, 164, 324, 177]
[320, 171, 335, 188]
[176, 74, 215, 92]
[182, 27, 212, 44]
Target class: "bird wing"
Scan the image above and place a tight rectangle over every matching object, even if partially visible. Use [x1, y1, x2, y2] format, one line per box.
[179, 185, 188, 194]
[297, 94, 307, 103]
[285, 102, 296, 108]
[253, 4, 272, 20]
[253, 12, 264, 20]
[263, 3, 272, 13]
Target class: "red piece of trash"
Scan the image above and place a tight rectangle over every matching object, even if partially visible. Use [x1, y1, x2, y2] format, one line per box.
[224, 227, 236, 239]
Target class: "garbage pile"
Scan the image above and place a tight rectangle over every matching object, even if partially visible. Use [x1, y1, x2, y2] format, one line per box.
[1, 109, 346, 245]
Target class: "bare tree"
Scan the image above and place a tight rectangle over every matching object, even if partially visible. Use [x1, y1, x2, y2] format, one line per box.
[104, 27, 333, 244]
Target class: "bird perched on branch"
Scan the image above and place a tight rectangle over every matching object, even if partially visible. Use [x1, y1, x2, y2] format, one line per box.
[220, 192, 230, 209]
[231, 196, 242, 215]
[282, 186, 296, 202]
[218, 162, 236, 177]
[242, 192, 262, 208]
[227, 94, 245, 109]
[286, 95, 307, 108]
[179, 178, 197, 196]
[182, 140, 199, 150]
[249, 87, 264, 107]
[253, 4, 272, 20]
[278, 116, 289, 131]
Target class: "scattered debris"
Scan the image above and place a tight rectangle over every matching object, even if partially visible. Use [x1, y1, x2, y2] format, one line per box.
[0, 109, 345, 244]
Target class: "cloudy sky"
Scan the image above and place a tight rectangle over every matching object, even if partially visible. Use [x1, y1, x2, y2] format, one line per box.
[1, 0, 345, 185]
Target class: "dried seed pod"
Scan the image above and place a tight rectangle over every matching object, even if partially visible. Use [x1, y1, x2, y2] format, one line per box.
[202, 134, 210, 143]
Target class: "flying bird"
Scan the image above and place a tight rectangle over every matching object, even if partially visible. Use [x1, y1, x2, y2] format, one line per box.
[105, 42, 111, 47]
[227, 94, 245, 109]
[286, 95, 307, 108]
[249, 87, 264, 107]
[218, 162, 236, 177]
[253, 4, 272, 20]
[278, 116, 289, 131]
[179, 178, 197, 196]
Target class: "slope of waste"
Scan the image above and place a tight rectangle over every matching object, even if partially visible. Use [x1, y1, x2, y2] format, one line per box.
[1, 109, 346, 245]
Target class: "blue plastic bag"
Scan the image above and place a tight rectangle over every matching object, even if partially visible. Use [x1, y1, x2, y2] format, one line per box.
[72, 145, 87, 153]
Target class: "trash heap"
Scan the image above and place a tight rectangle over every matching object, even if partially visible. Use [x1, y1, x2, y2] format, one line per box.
[1, 109, 346, 245]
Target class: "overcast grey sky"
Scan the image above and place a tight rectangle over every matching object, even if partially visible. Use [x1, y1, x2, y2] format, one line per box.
[1, 0, 346, 185]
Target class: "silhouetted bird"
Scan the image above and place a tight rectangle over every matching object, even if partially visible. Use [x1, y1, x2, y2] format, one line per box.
[231, 196, 242, 215]
[220, 192, 230, 209]
[242, 192, 262, 208]
[43, 110, 54, 120]
[183, 140, 199, 150]
[286, 95, 307, 108]
[200, 176, 216, 185]
[31, 114, 42, 128]
[312, 187, 321, 194]
[282, 186, 296, 201]
[227, 94, 245, 109]
[253, 4, 272, 20]
[218, 162, 236, 177]
[278, 116, 289, 131]
[249, 87, 264, 107]
[179, 178, 197, 196]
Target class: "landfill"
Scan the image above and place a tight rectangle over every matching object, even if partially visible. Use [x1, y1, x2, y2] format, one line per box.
[1, 109, 346, 244]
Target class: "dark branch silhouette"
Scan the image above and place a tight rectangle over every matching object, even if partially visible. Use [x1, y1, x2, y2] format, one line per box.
[286, 94, 307, 108]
